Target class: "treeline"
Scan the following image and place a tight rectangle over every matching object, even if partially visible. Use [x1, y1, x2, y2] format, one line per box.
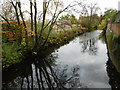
[59, 9, 119, 31]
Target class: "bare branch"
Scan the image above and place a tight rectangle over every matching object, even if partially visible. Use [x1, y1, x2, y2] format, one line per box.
[0, 14, 10, 25]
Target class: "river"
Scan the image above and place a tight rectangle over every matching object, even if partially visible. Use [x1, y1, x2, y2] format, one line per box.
[3, 30, 116, 89]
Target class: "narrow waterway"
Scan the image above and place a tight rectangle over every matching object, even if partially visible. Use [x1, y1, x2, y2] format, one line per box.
[3, 30, 113, 89]
[54, 30, 110, 88]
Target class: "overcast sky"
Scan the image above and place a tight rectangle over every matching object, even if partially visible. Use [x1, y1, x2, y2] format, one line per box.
[1, 0, 120, 19]
[63, 0, 120, 18]
[1, 0, 119, 10]
[64, 0, 120, 12]
[1, 0, 119, 11]
[86, 0, 120, 11]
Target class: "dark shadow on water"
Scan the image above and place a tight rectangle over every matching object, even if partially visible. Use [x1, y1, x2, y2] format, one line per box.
[105, 29, 120, 89]
[106, 58, 120, 89]
[2, 51, 83, 89]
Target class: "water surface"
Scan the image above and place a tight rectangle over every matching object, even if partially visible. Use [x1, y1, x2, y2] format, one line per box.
[3, 30, 112, 89]
[54, 30, 110, 88]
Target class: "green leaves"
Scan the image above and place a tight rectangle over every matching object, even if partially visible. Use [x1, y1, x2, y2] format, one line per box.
[104, 9, 118, 23]
[2, 43, 23, 68]
[98, 9, 118, 30]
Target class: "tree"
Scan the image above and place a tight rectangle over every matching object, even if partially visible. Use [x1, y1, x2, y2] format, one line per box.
[98, 9, 118, 30]
[59, 14, 78, 24]
[79, 2, 100, 30]
[38, 0, 82, 47]
[104, 9, 118, 23]
[34, 0, 38, 47]
[30, 0, 33, 33]
[1, 0, 83, 49]
[10, 1, 20, 25]
[0, 1, 16, 21]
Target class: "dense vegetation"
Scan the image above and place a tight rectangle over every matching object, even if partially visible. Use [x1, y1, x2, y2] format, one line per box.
[1, 0, 119, 69]
[98, 9, 118, 30]
[2, 21, 87, 68]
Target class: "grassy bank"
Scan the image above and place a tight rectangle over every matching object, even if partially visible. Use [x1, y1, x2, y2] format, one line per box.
[2, 28, 87, 69]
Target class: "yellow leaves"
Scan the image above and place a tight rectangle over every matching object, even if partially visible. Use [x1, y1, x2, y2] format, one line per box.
[33, 52, 37, 55]
[54, 1, 64, 6]
[31, 31, 35, 36]
[54, 2, 59, 5]
[49, 1, 64, 10]
[21, 38, 26, 46]
[21, 41, 26, 46]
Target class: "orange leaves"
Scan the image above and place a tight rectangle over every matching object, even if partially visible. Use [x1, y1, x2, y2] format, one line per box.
[2, 21, 22, 41]
[2, 21, 36, 41]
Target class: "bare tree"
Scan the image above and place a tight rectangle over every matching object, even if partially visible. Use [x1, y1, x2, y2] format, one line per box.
[39, 0, 51, 40]
[38, 0, 82, 47]
[2, 0, 83, 48]
[34, 0, 38, 48]
[17, 0, 28, 43]
[79, 2, 100, 30]
[10, 1, 20, 25]
[0, 1, 16, 22]
[30, 0, 34, 34]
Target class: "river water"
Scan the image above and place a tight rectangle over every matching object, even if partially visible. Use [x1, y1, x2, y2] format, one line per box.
[54, 30, 110, 88]
[3, 30, 113, 89]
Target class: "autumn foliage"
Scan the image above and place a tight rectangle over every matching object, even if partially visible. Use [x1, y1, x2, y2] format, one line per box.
[1, 21, 31, 41]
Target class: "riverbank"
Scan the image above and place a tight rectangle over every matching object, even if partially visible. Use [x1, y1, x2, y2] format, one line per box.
[2, 28, 88, 69]
[106, 29, 120, 73]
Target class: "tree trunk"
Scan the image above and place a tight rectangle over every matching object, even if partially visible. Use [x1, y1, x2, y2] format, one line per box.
[30, 0, 33, 34]
[11, 2, 20, 25]
[34, 0, 38, 48]
[18, 1, 28, 44]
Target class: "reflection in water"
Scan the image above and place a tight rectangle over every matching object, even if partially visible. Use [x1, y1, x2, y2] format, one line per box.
[3, 30, 110, 89]
[56, 30, 110, 88]
[55, 65, 82, 88]
[3, 30, 120, 89]
[3, 52, 82, 89]
[80, 38, 98, 55]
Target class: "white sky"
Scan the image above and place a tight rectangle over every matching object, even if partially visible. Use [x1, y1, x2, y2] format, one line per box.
[62, 0, 120, 18]
[1, 0, 119, 11]
[86, 0, 120, 11]
[64, 0, 120, 13]
[0, 0, 120, 19]
[1, 0, 120, 11]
